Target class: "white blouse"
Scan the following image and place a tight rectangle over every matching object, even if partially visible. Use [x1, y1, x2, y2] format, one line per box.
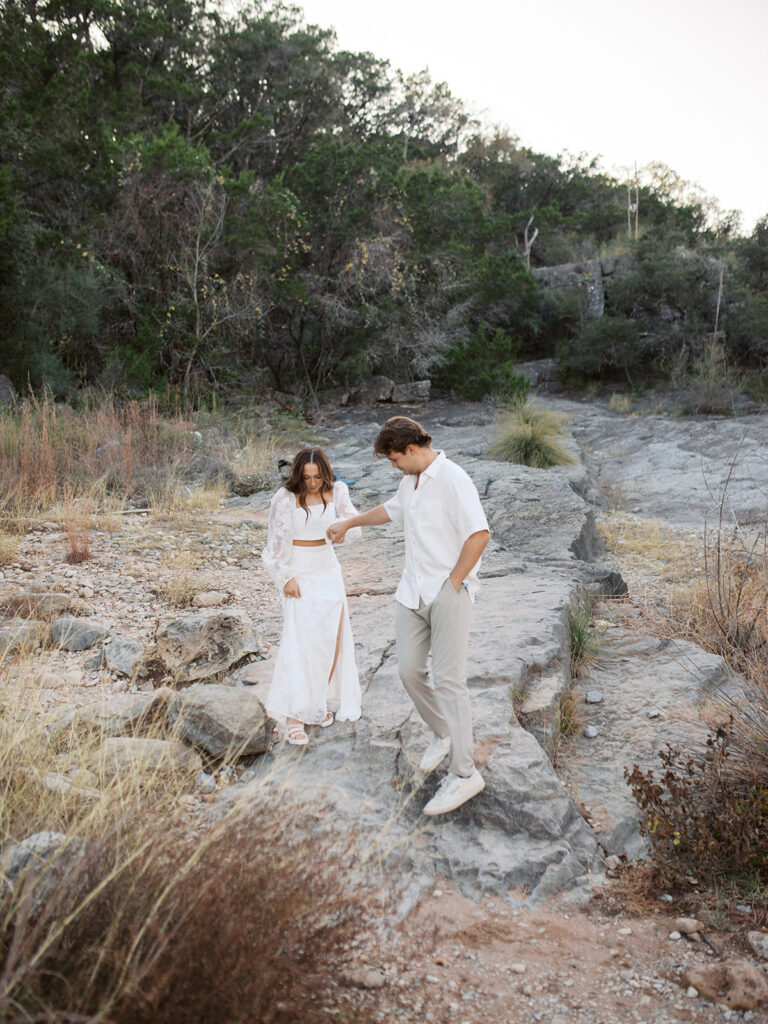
[262, 480, 362, 589]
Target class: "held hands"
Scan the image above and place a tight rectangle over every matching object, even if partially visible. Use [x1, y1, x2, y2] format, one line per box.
[283, 577, 302, 599]
[326, 522, 347, 545]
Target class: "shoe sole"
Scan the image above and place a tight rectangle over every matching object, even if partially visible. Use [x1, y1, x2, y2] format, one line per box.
[423, 776, 485, 816]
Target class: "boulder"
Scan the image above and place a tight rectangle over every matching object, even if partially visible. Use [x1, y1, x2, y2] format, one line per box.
[231, 473, 271, 497]
[168, 683, 273, 758]
[42, 772, 100, 804]
[104, 635, 144, 678]
[73, 691, 168, 737]
[682, 960, 768, 1010]
[0, 374, 16, 405]
[349, 375, 395, 405]
[90, 737, 202, 778]
[0, 620, 49, 655]
[154, 609, 261, 682]
[1, 831, 69, 886]
[50, 616, 110, 651]
[532, 259, 605, 320]
[594, 570, 629, 599]
[392, 380, 431, 403]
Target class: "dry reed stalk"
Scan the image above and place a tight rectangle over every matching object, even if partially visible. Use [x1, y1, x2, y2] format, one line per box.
[63, 495, 93, 564]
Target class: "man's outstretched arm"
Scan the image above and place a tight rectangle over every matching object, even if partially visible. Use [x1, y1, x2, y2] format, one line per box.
[328, 504, 391, 543]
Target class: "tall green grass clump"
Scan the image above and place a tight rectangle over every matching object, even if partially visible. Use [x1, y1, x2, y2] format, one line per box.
[567, 586, 600, 677]
[488, 400, 576, 468]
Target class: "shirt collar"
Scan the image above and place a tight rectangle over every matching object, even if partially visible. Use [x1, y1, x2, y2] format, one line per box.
[422, 449, 445, 479]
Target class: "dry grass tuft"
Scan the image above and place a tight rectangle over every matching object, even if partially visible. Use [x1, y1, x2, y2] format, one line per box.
[598, 512, 701, 588]
[63, 494, 93, 564]
[157, 550, 208, 608]
[0, 533, 19, 566]
[0, 675, 373, 1024]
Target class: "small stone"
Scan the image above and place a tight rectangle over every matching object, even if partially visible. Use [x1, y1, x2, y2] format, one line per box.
[510, 963, 526, 974]
[669, 931, 682, 941]
[747, 932, 768, 960]
[192, 590, 229, 608]
[736, 905, 753, 914]
[659, 894, 674, 902]
[194, 772, 216, 795]
[687, 986, 698, 998]
[647, 707, 662, 719]
[583, 725, 599, 738]
[605, 854, 621, 870]
[674, 917, 705, 935]
[343, 968, 386, 990]
[617, 927, 633, 936]
[521, 984, 534, 996]
[585, 690, 603, 704]
[432, 889, 443, 897]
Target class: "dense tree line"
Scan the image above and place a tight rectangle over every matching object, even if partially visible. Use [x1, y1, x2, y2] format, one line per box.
[1, 0, 766, 401]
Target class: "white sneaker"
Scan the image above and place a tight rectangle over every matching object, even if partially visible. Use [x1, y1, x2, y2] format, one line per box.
[422, 769, 485, 816]
[418, 734, 451, 773]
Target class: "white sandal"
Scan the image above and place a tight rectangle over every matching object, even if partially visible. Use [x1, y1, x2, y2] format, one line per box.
[286, 722, 309, 746]
[319, 709, 334, 729]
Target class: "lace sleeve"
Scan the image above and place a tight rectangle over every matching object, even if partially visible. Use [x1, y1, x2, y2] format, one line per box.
[261, 488, 295, 590]
[332, 481, 362, 543]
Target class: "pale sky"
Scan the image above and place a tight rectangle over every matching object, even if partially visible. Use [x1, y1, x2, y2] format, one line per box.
[297, 0, 767, 234]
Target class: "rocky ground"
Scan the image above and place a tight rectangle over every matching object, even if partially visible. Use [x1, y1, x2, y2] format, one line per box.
[2, 394, 768, 1022]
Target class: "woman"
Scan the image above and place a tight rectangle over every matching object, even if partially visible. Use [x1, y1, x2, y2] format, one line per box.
[262, 448, 362, 745]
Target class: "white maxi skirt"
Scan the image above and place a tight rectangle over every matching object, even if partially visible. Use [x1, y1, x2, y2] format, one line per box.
[266, 544, 361, 725]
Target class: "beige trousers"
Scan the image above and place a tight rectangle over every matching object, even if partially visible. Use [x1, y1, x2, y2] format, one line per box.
[395, 578, 475, 777]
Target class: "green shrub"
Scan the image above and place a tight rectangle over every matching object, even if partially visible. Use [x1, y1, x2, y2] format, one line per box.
[625, 724, 768, 892]
[726, 293, 768, 366]
[437, 327, 530, 401]
[488, 401, 575, 467]
[558, 316, 643, 384]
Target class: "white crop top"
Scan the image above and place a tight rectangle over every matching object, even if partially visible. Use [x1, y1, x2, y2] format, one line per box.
[261, 481, 362, 590]
[292, 502, 335, 541]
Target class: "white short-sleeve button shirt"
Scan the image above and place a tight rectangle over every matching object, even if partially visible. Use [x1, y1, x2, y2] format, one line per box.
[383, 450, 490, 609]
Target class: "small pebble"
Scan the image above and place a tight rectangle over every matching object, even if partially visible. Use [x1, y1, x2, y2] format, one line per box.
[686, 986, 698, 998]
[510, 963, 526, 974]
[617, 927, 632, 936]
[668, 931, 682, 941]
[736, 904, 753, 914]
[585, 690, 603, 704]
[659, 894, 674, 902]
[194, 772, 216, 795]
[583, 725, 599, 739]
[647, 706, 661, 718]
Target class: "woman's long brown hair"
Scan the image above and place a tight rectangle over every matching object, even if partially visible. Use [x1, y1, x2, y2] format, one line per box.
[284, 448, 335, 519]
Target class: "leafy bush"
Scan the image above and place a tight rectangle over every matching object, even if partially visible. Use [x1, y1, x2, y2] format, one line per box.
[726, 293, 768, 366]
[488, 400, 575, 467]
[558, 316, 643, 384]
[625, 725, 768, 890]
[436, 326, 530, 400]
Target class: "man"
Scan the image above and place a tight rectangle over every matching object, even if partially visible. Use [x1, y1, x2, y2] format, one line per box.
[327, 416, 490, 815]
